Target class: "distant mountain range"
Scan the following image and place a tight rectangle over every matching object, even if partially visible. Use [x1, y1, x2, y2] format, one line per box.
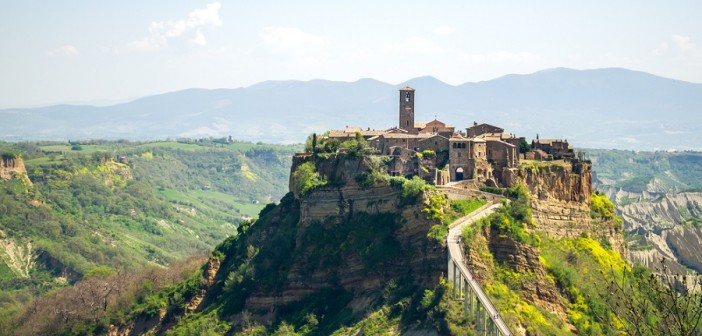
[2, 67, 701, 150]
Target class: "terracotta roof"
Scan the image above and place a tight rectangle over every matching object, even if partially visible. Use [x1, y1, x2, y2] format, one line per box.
[328, 129, 385, 138]
[360, 130, 386, 136]
[328, 131, 351, 137]
[467, 123, 503, 131]
[449, 136, 469, 141]
[399, 86, 415, 91]
[486, 139, 516, 147]
[382, 133, 417, 139]
[387, 127, 409, 134]
[425, 119, 452, 127]
[382, 133, 432, 139]
[418, 134, 449, 142]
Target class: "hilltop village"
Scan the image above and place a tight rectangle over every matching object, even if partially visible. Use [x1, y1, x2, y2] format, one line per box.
[321, 86, 575, 187]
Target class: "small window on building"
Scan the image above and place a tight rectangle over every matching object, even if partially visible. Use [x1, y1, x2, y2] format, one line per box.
[458, 152, 461, 157]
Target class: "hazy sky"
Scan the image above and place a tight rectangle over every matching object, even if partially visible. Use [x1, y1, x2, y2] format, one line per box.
[1, 1, 701, 108]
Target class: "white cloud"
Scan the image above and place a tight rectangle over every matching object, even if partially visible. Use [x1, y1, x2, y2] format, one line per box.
[260, 26, 325, 52]
[672, 34, 694, 52]
[120, 2, 222, 53]
[47, 45, 80, 58]
[655, 34, 700, 58]
[192, 30, 207, 46]
[433, 26, 454, 36]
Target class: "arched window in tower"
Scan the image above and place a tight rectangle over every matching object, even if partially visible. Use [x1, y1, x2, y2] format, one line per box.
[405, 92, 410, 102]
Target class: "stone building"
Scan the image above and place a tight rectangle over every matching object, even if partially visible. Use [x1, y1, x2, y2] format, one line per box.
[448, 135, 490, 182]
[418, 134, 450, 153]
[399, 86, 416, 134]
[532, 139, 573, 159]
[416, 119, 455, 138]
[328, 127, 385, 141]
[466, 122, 504, 138]
[321, 86, 571, 187]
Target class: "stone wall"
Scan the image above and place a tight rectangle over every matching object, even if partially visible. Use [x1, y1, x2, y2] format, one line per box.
[486, 140, 517, 169]
[418, 134, 449, 153]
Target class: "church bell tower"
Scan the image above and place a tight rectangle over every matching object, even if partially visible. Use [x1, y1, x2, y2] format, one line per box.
[399, 86, 416, 133]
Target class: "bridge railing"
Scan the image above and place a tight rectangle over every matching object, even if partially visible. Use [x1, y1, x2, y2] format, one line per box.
[446, 201, 513, 336]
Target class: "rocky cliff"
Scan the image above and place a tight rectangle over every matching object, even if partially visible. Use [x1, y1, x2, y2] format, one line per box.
[0, 155, 31, 184]
[620, 192, 702, 275]
[505, 160, 625, 255]
[140, 152, 448, 332]
[488, 231, 564, 312]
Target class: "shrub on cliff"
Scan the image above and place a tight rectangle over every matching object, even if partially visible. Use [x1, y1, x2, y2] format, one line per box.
[590, 192, 615, 220]
[1, 150, 21, 160]
[293, 162, 327, 196]
[389, 175, 429, 202]
[470, 185, 539, 247]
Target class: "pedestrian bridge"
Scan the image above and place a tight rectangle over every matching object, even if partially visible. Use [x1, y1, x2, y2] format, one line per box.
[446, 198, 513, 336]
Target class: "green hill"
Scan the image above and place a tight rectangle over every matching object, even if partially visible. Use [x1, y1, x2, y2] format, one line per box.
[0, 139, 300, 323]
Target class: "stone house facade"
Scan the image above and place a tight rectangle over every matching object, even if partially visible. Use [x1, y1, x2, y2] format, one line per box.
[322, 86, 568, 187]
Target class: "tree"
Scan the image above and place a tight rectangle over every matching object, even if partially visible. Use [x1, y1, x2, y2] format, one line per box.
[519, 138, 531, 154]
[292, 162, 326, 196]
[598, 260, 702, 336]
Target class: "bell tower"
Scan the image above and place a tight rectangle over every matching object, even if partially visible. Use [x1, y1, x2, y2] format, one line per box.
[399, 86, 416, 133]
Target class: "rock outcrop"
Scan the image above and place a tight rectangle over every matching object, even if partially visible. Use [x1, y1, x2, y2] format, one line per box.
[0, 155, 31, 184]
[505, 160, 625, 255]
[488, 230, 567, 318]
[621, 192, 702, 275]
[0, 229, 35, 278]
[170, 152, 449, 330]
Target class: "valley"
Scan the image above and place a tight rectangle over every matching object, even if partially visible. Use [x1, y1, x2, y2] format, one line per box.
[587, 149, 702, 281]
[0, 139, 300, 327]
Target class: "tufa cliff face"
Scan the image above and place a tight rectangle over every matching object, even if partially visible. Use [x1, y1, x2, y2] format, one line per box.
[504, 160, 591, 204]
[1, 155, 31, 184]
[181, 153, 446, 331]
[504, 160, 625, 255]
[488, 227, 567, 318]
[462, 214, 568, 323]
